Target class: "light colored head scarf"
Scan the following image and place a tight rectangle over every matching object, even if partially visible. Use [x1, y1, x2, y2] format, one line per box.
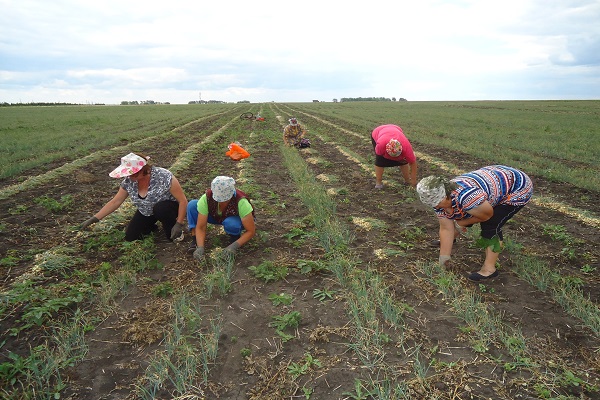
[416, 176, 447, 207]
[385, 139, 403, 157]
[109, 153, 147, 178]
[289, 118, 298, 126]
[211, 176, 236, 202]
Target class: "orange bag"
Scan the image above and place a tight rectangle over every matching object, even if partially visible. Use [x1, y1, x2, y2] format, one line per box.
[226, 142, 250, 161]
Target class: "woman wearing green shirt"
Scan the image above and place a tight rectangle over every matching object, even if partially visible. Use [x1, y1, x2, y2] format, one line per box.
[186, 176, 255, 261]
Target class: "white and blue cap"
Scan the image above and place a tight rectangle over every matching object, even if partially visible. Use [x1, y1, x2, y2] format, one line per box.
[416, 176, 447, 208]
[211, 176, 236, 202]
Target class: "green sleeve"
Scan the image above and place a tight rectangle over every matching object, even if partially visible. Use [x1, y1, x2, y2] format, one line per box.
[237, 198, 253, 218]
[197, 194, 209, 215]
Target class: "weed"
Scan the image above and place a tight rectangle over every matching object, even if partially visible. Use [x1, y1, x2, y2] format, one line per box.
[269, 311, 301, 332]
[0, 252, 19, 267]
[288, 353, 322, 379]
[34, 194, 73, 212]
[580, 264, 596, 273]
[240, 348, 251, 358]
[312, 288, 335, 301]
[343, 379, 374, 400]
[249, 261, 288, 283]
[268, 292, 293, 306]
[8, 204, 28, 215]
[478, 284, 495, 293]
[152, 282, 174, 297]
[296, 259, 328, 274]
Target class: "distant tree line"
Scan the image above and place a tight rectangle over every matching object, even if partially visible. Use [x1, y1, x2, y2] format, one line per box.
[0, 102, 101, 107]
[339, 97, 407, 102]
[188, 100, 228, 104]
[121, 100, 170, 105]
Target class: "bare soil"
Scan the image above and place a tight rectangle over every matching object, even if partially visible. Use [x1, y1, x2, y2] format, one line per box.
[0, 104, 598, 399]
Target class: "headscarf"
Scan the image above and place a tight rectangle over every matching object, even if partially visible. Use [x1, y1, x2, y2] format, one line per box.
[385, 139, 403, 157]
[211, 176, 236, 202]
[416, 176, 447, 207]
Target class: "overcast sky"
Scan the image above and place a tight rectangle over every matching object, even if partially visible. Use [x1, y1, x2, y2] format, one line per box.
[1, 0, 599, 104]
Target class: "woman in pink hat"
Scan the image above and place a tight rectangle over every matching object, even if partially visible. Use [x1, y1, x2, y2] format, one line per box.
[80, 152, 188, 242]
[371, 124, 418, 189]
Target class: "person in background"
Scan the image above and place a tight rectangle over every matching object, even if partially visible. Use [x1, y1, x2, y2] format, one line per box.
[371, 124, 417, 189]
[187, 176, 255, 261]
[416, 165, 533, 281]
[283, 117, 307, 147]
[81, 152, 188, 242]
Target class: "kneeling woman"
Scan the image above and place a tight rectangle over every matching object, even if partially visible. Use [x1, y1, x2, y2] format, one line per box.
[416, 165, 533, 281]
[187, 176, 255, 261]
[81, 152, 188, 242]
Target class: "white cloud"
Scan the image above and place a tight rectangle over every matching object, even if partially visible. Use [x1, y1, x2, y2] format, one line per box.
[1, 0, 599, 104]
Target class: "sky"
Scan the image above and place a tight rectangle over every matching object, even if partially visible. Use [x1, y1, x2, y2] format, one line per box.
[1, 0, 599, 104]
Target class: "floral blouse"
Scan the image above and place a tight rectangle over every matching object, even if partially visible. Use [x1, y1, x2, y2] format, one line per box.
[121, 167, 176, 216]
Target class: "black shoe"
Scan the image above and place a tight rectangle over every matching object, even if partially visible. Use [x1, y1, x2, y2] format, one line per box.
[228, 234, 240, 244]
[467, 270, 499, 281]
[429, 239, 457, 247]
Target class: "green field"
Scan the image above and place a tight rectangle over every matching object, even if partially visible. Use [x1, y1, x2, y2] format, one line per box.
[2, 101, 598, 191]
[0, 101, 598, 399]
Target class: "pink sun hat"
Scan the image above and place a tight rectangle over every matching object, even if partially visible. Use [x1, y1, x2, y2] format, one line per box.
[109, 153, 147, 178]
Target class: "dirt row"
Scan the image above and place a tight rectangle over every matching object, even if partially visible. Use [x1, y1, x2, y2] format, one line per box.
[0, 104, 598, 399]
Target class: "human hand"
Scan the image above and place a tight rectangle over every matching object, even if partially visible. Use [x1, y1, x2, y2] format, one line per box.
[439, 255, 451, 267]
[81, 216, 99, 230]
[170, 222, 184, 241]
[224, 241, 241, 254]
[193, 246, 205, 262]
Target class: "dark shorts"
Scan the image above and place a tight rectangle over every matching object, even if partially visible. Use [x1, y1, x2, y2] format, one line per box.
[372, 137, 407, 167]
[480, 204, 525, 241]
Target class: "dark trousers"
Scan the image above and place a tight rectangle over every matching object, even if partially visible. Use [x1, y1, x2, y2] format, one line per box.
[480, 204, 524, 241]
[125, 200, 179, 241]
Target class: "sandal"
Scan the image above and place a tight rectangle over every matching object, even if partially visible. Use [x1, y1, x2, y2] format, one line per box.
[467, 270, 499, 281]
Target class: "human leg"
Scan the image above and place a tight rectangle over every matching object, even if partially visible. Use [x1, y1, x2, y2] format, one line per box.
[222, 216, 243, 236]
[125, 210, 158, 241]
[399, 163, 411, 185]
[153, 200, 180, 240]
[471, 205, 524, 279]
[186, 200, 199, 230]
[375, 166, 384, 188]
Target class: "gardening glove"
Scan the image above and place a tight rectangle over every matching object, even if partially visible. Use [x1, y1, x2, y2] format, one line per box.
[224, 241, 241, 254]
[170, 222, 184, 241]
[81, 216, 99, 230]
[193, 246, 204, 262]
[439, 255, 452, 267]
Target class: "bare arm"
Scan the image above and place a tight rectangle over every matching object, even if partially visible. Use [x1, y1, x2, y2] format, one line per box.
[234, 214, 256, 247]
[438, 217, 456, 257]
[169, 176, 188, 224]
[455, 201, 494, 226]
[408, 161, 418, 187]
[94, 187, 129, 220]
[194, 213, 208, 248]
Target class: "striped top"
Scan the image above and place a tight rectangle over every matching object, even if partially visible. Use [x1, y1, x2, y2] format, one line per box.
[435, 165, 533, 220]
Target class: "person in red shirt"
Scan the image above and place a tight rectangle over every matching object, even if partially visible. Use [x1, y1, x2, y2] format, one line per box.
[371, 124, 417, 189]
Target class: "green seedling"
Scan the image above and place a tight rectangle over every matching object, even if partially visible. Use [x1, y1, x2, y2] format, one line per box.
[580, 264, 596, 273]
[152, 282, 174, 297]
[249, 261, 288, 283]
[34, 194, 73, 212]
[269, 311, 301, 331]
[268, 293, 293, 306]
[312, 288, 335, 302]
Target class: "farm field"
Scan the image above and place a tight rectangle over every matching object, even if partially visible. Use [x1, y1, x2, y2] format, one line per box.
[0, 101, 599, 399]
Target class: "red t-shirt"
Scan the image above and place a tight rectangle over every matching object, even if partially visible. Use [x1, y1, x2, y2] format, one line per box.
[371, 124, 416, 163]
